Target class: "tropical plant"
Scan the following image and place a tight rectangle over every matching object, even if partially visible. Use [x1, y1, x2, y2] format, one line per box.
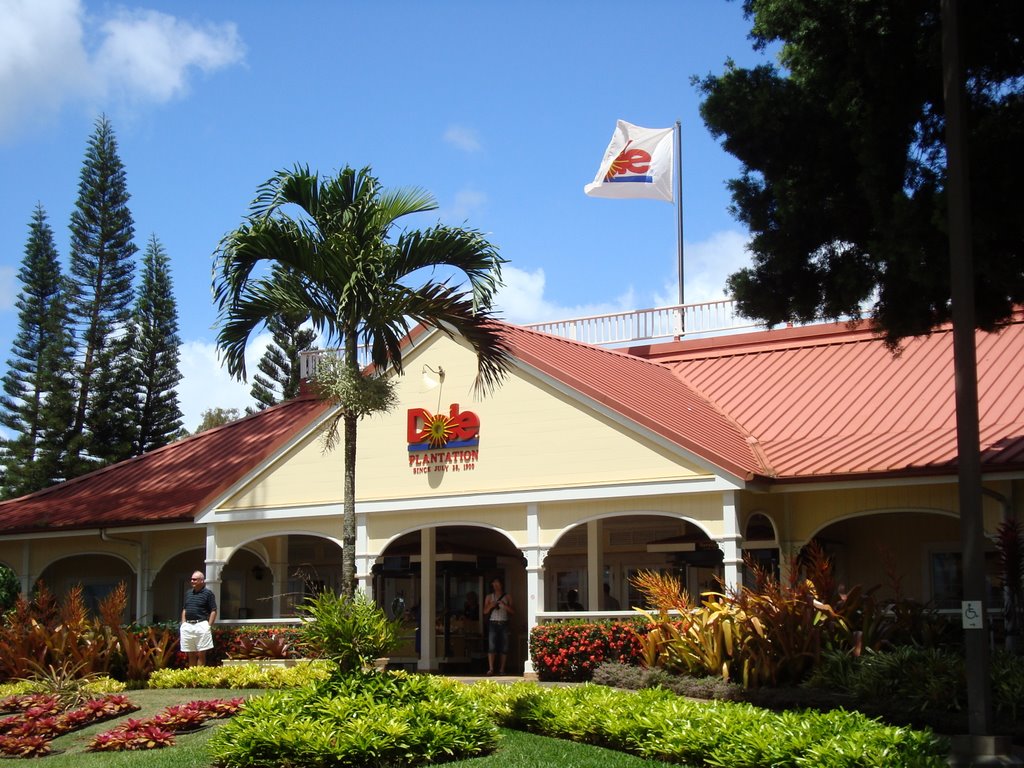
[213, 164, 511, 594]
[296, 590, 400, 673]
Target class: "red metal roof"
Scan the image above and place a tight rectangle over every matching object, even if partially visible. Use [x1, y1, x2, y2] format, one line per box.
[496, 323, 766, 480]
[631, 316, 1024, 480]
[0, 395, 331, 535]
[3, 315, 1023, 536]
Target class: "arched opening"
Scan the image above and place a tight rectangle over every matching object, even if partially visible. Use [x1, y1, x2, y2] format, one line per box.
[372, 525, 524, 674]
[545, 514, 720, 610]
[806, 511, 990, 606]
[743, 512, 780, 587]
[37, 554, 135, 621]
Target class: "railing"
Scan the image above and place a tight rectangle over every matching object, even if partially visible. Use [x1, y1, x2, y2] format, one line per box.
[521, 298, 756, 347]
[299, 299, 758, 379]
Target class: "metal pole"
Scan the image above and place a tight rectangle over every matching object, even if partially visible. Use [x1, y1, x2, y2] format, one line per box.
[942, 0, 993, 740]
[675, 120, 684, 306]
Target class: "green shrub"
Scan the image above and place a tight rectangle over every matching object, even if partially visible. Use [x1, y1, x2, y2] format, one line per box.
[147, 659, 332, 689]
[207, 670, 499, 767]
[529, 619, 645, 681]
[810, 646, 1024, 721]
[992, 650, 1024, 720]
[0, 565, 19, 615]
[474, 682, 947, 768]
[297, 590, 401, 673]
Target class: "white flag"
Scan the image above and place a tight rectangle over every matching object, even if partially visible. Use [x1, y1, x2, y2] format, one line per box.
[584, 120, 674, 202]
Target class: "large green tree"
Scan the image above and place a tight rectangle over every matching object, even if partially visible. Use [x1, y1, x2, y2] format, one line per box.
[132, 234, 184, 455]
[67, 115, 138, 470]
[0, 205, 76, 496]
[249, 299, 316, 411]
[697, 0, 1023, 343]
[214, 165, 511, 594]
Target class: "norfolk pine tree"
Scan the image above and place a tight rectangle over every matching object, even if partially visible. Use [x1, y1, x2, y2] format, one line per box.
[131, 234, 183, 455]
[66, 115, 138, 471]
[0, 205, 76, 497]
[249, 308, 316, 411]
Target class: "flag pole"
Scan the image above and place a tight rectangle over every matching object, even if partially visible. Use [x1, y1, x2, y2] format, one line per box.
[675, 120, 684, 305]
[674, 120, 685, 342]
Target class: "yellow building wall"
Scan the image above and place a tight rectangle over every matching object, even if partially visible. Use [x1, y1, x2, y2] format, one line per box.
[366, 504, 528, 553]
[738, 481, 1006, 545]
[538, 493, 727, 545]
[220, 333, 710, 513]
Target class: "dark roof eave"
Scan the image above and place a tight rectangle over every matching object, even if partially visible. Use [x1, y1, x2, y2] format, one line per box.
[747, 461, 1024, 490]
[0, 514, 197, 537]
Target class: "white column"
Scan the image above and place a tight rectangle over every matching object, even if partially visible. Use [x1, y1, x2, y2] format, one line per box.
[522, 503, 546, 677]
[719, 490, 742, 591]
[586, 519, 603, 611]
[204, 526, 225, 610]
[418, 528, 436, 671]
[268, 536, 288, 617]
[137, 533, 151, 623]
[20, 542, 32, 597]
[356, 512, 372, 595]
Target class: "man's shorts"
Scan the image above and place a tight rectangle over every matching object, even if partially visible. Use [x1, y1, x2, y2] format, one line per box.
[180, 620, 214, 652]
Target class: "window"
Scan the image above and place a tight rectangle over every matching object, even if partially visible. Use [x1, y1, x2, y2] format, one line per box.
[930, 550, 1002, 610]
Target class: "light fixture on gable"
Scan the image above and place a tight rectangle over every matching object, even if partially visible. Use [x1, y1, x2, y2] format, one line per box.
[422, 364, 446, 411]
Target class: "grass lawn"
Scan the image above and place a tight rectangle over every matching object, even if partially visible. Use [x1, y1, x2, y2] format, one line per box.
[42, 688, 687, 768]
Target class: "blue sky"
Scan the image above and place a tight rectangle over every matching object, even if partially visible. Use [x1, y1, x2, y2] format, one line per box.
[0, 0, 773, 432]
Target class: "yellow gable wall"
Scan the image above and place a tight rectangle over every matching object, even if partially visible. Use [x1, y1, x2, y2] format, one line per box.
[220, 333, 710, 512]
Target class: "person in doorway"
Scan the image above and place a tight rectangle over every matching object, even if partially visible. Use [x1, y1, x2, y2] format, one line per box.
[566, 588, 584, 611]
[602, 582, 620, 610]
[180, 570, 217, 666]
[463, 591, 479, 620]
[483, 577, 514, 675]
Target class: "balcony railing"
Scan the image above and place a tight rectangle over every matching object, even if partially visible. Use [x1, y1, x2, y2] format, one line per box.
[520, 298, 756, 347]
[299, 298, 757, 379]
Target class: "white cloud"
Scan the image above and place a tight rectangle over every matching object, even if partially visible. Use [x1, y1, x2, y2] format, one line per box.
[653, 229, 751, 307]
[443, 124, 481, 153]
[498, 229, 750, 329]
[495, 265, 637, 325]
[0, 0, 244, 140]
[177, 334, 269, 432]
[95, 9, 244, 103]
[0, 0, 90, 138]
[440, 187, 487, 222]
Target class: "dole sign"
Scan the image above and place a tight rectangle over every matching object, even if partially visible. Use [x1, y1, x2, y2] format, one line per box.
[407, 404, 480, 451]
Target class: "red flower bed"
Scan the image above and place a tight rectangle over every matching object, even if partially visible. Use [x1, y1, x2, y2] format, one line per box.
[0, 694, 139, 757]
[88, 698, 244, 752]
[529, 620, 646, 682]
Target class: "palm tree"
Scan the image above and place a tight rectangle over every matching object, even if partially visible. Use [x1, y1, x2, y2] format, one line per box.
[213, 165, 511, 595]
